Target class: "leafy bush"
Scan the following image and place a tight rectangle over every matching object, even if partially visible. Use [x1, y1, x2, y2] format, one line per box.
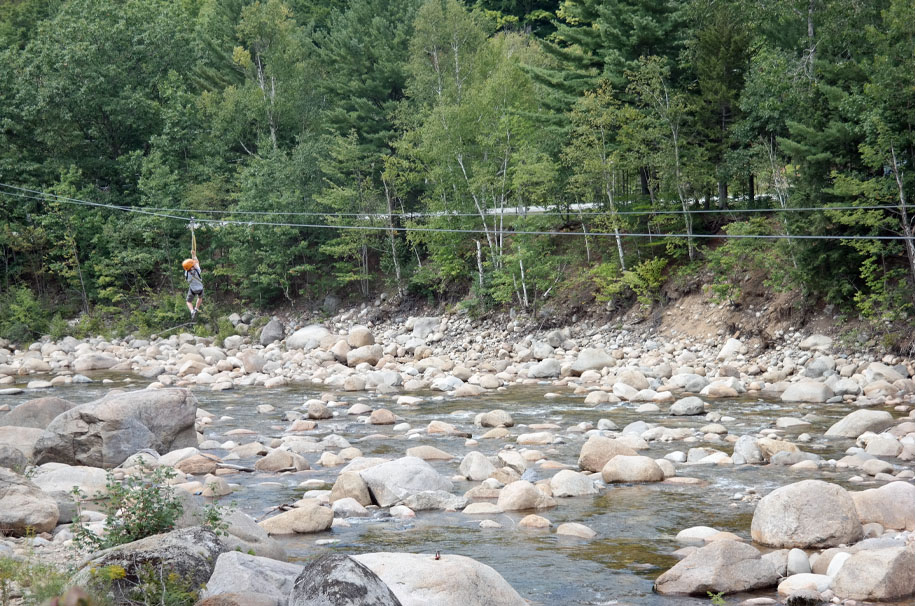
[704, 218, 799, 303]
[71, 466, 185, 550]
[590, 257, 668, 306]
[622, 257, 668, 306]
[88, 563, 198, 606]
[47, 313, 70, 341]
[590, 262, 626, 304]
[0, 286, 49, 344]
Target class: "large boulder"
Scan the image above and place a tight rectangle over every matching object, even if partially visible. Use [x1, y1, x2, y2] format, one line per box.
[716, 338, 743, 361]
[219, 508, 288, 560]
[259, 319, 285, 346]
[410, 317, 440, 339]
[359, 456, 453, 507]
[825, 409, 895, 438]
[849, 481, 915, 531]
[287, 325, 329, 349]
[73, 353, 119, 372]
[751, 480, 862, 548]
[601, 455, 665, 483]
[577, 435, 637, 472]
[670, 396, 705, 416]
[616, 369, 649, 390]
[732, 435, 764, 465]
[0, 397, 76, 428]
[29, 462, 108, 521]
[475, 410, 514, 428]
[0, 426, 45, 461]
[32, 388, 198, 468]
[347, 345, 384, 367]
[864, 362, 906, 383]
[71, 526, 226, 601]
[570, 348, 615, 375]
[400, 491, 468, 512]
[201, 551, 302, 605]
[799, 334, 833, 352]
[829, 545, 915, 601]
[459, 451, 496, 481]
[528, 358, 560, 379]
[654, 540, 780, 595]
[330, 472, 372, 506]
[0, 467, 59, 535]
[258, 503, 333, 535]
[0, 445, 27, 472]
[353, 552, 527, 606]
[289, 554, 403, 606]
[496, 480, 556, 511]
[780, 381, 834, 403]
[549, 469, 598, 497]
[347, 325, 375, 348]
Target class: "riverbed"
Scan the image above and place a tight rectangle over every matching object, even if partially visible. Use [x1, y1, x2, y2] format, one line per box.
[4, 375, 911, 606]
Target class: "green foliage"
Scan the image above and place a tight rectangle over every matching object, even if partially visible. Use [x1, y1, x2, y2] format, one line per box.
[0, 0, 911, 347]
[0, 286, 49, 344]
[0, 554, 70, 606]
[85, 562, 198, 606]
[704, 218, 800, 303]
[71, 466, 185, 550]
[590, 262, 627, 304]
[708, 591, 726, 606]
[122, 563, 199, 606]
[621, 257, 668, 306]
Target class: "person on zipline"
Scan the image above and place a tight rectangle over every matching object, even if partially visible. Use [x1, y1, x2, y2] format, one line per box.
[183, 253, 203, 319]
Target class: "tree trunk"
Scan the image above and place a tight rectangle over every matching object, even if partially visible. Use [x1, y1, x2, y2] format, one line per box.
[718, 179, 728, 210]
[639, 167, 650, 197]
[890, 144, 916, 275]
[382, 178, 404, 298]
[475, 240, 484, 291]
[747, 173, 755, 206]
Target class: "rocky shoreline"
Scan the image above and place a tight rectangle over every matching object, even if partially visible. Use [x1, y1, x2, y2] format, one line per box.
[0, 305, 913, 605]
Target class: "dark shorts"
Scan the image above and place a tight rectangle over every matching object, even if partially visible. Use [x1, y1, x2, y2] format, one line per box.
[186, 286, 203, 302]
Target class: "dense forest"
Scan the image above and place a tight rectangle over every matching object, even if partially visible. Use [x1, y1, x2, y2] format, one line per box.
[0, 0, 913, 344]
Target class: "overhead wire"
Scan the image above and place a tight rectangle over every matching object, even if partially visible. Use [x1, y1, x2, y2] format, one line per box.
[0, 182, 904, 218]
[1, 183, 912, 242]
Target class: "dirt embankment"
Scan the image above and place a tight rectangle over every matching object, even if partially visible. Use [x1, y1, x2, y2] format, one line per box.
[309, 268, 912, 359]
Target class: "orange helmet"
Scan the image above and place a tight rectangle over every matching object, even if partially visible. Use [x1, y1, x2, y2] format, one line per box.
[182, 259, 195, 271]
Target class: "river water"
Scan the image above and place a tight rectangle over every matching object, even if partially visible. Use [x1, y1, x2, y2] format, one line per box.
[4, 375, 911, 606]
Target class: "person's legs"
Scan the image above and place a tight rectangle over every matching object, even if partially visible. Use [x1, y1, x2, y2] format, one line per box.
[194, 294, 202, 312]
[186, 289, 195, 315]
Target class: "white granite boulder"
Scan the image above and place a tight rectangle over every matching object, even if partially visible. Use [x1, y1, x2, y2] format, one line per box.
[825, 409, 894, 438]
[654, 540, 780, 595]
[353, 552, 527, 606]
[33, 388, 197, 469]
[359, 456, 452, 507]
[751, 480, 862, 548]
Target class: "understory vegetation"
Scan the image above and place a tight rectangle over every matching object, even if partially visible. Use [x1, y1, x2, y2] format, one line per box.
[0, 0, 912, 348]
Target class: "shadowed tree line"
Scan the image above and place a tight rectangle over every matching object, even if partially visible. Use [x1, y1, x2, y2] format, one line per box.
[0, 0, 912, 343]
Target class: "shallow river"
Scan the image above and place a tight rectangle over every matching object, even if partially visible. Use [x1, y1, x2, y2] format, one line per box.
[6, 376, 911, 606]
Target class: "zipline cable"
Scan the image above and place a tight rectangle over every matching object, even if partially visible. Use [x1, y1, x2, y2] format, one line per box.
[0, 182, 905, 218]
[1, 187, 913, 242]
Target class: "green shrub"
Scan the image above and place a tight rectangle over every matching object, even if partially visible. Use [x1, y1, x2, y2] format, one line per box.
[0, 286, 49, 344]
[47, 313, 70, 341]
[589, 262, 626, 304]
[621, 257, 668, 306]
[0, 554, 70, 606]
[71, 466, 185, 550]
